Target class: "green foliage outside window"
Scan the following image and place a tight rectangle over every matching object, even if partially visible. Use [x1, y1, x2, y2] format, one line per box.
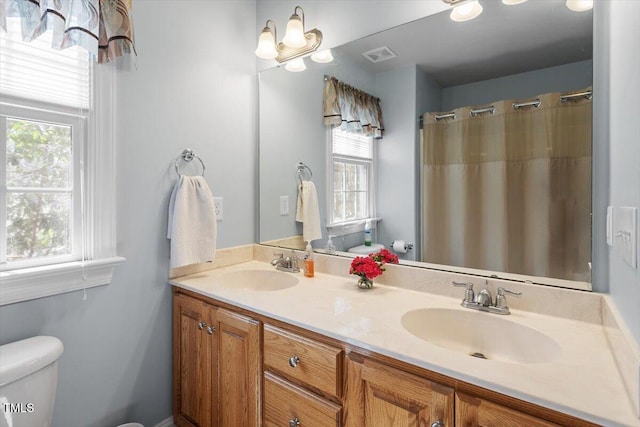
[5, 119, 73, 261]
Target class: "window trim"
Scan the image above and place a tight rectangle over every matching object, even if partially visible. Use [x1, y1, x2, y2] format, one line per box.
[326, 127, 378, 236]
[0, 65, 124, 306]
[0, 103, 84, 270]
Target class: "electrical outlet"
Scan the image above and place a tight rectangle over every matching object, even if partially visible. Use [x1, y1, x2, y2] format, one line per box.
[280, 196, 289, 216]
[213, 197, 223, 221]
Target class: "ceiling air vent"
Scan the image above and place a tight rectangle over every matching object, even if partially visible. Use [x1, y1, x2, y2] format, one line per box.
[362, 46, 397, 63]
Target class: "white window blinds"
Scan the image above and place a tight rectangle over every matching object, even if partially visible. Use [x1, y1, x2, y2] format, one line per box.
[0, 19, 91, 109]
[332, 128, 373, 159]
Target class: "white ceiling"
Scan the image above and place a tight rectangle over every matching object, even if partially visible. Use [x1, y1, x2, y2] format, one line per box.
[335, 0, 592, 87]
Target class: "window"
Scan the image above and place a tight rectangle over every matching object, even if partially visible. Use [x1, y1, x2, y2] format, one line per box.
[1, 107, 83, 269]
[327, 127, 376, 227]
[0, 19, 123, 305]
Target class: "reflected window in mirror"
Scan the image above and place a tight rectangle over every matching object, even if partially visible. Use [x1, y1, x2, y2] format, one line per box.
[328, 128, 376, 226]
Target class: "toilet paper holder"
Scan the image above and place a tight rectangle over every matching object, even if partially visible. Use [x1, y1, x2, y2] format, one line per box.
[390, 241, 414, 252]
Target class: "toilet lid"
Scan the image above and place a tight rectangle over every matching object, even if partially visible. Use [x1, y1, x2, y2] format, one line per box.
[347, 243, 385, 255]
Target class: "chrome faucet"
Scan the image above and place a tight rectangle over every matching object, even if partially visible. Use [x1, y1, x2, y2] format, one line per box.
[451, 281, 521, 315]
[271, 251, 300, 273]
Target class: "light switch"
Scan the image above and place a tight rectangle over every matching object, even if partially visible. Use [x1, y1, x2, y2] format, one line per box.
[280, 196, 289, 216]
[617, 207, 637, 269]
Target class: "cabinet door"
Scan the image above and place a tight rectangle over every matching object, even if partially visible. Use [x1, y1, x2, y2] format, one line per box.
[456, 393, 560, 427]
[215, 308, 261, 427]
[173, 294, 215, 427]
[345, 355, 454, 427]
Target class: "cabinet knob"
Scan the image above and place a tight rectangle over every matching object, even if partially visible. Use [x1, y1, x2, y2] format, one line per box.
[431, 421, 444, 427]
[289, 356, 300, 368]
[206, 326, 215, 335]
[197, 321, 207, 330]
[289, 417, 301, 427]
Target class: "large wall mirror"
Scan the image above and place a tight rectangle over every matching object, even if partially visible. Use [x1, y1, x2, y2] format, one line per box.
[258, 0, 593, 290]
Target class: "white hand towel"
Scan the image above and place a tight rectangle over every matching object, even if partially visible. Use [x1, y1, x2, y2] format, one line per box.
[167, 176, 217, 269]
[296, 180, 322, 242]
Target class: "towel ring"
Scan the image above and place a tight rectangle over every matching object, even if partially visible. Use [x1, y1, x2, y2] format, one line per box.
[297, 162, 313, 184]
[175, 149, 205, 177]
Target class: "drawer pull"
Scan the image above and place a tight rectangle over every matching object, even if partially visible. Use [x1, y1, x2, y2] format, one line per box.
[206, 326, 215, 335]
[431, 421, 444, 427]
[289, 417, 301, 427]
[289, 356, 300, 368]
[197, 321, 207, 330]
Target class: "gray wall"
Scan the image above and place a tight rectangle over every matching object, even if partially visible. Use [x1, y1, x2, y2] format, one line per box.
[441, 60, 593, 111]
[0, 1, 257, 426]
[375, 66, 420, 261]
[602, 0, 640, 344]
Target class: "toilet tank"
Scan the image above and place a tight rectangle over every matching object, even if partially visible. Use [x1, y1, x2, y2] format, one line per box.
[0, 336, 64, 427]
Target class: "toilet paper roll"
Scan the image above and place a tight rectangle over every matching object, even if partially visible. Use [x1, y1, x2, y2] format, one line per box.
[392, 240, 407, 254]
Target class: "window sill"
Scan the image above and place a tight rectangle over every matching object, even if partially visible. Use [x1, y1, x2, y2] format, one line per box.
[326, 217, 381, 237]
[0, 257, 125, 305]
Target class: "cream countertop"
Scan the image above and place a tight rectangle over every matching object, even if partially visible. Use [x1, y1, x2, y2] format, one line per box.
[170, 259, 640, 427]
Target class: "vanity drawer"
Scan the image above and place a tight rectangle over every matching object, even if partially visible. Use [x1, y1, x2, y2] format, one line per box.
[264, 372, 341, 427]
[264, 324, 343, 398]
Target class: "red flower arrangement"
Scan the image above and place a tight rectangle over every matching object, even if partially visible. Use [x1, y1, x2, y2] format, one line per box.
[350, 248, 399, 288]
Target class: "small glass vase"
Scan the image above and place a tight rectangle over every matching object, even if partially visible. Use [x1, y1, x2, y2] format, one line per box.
[357, 276, 374, 289]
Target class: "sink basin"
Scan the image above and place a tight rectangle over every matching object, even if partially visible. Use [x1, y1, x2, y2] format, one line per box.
[215, 269, 298, 291]
[401, 308, 561, 364]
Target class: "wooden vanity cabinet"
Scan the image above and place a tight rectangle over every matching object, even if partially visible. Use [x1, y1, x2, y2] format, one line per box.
[344, 354, 454, 427]
[173, 293, 215, 427]
[263, 324, 343, 426]
[173, 293, 261, 427]
[173, 290, 596, 427]
[455, 393, 560, 427]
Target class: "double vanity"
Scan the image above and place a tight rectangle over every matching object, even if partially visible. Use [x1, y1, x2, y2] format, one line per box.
[170, 245, 639, 427]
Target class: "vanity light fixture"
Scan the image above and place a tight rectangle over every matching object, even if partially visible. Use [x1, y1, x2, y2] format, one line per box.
[285, 57, 307, 72]
[443, 0, 484, 22]
[254, 6, 323, 63]
[501, 0, 528, 5]
[565, 0, 593, 12]
[255, 20, 278, 59]
[311, 49, 334, 64]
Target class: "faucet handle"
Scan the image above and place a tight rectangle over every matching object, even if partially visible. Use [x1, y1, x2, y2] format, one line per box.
[452, 281, 475, 303]
[496, 287, 521, 308]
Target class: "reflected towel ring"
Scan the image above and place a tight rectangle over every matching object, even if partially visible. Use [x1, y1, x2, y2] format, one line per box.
[175, 149, 205, 177]
[297, 162, 313, 184]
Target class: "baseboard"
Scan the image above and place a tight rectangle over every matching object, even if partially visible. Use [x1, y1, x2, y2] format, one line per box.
[153, 417, 175, 427]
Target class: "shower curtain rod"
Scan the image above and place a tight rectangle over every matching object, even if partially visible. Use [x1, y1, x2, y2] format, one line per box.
[418, 90, 593, 125]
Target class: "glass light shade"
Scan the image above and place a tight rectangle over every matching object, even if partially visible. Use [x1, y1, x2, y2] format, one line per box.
[285, 57, 307, 72]
[450, 0, 483, 22]
[255, 28, 278, 59]
[501, 0, 527, 4]
[565, 0, 593, 12]
[311, 49, 334, 63]
[282, 14, 306, 48]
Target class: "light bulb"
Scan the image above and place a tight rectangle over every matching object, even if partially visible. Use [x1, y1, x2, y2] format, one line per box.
[282, 13, 306, 48]
[565, 0, 593, 12]
[254, 27, 278, 59]
[285, 57, 307, 72]
[501, 0, 527, 5]
[311, 49, 334, 63]
[450, 0, 483, 22]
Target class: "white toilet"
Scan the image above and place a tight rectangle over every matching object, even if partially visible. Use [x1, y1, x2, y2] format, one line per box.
[347, 243, 385, 255]
[0, 336, 64, 427]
